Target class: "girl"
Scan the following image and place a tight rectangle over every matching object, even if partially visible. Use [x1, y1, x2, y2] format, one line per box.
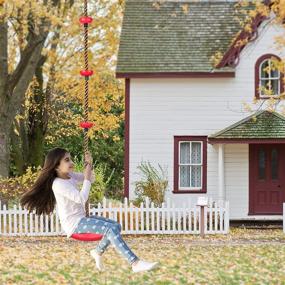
[20, 147, 158, 273]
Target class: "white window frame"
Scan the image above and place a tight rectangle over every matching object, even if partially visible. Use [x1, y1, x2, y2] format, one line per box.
[259, 58, 280, 97]
[178, 140, 203, 190]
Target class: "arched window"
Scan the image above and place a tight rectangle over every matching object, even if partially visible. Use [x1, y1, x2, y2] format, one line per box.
[255, 54, 284, 99]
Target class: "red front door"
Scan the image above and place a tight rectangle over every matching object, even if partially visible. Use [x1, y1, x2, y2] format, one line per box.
[249, 144, 285, 215]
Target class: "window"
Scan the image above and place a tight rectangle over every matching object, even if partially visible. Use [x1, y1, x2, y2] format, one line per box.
[271, 148, 278, 180]
[173, 136, 207, 193]
[255, 54, 284, 99]
[258, 148, 266, 180]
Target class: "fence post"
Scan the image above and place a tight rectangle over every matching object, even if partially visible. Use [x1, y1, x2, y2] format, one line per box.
[225, 201, 230, 234]
[145, 197, 149, 232]
[124, 197, 128, 233]
[197, 197, 208, 238]
[200, 206, 205, 238]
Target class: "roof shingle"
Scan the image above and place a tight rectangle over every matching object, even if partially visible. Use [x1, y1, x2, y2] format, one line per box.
[116, 0, 251, 74]
[209, 110, 285, 139]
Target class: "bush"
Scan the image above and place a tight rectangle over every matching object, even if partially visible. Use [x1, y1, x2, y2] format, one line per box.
[133, 161, 168, 207]
[0, 166, 41, 207]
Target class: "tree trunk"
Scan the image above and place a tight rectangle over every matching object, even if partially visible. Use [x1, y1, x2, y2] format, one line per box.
[10, 127, 26, 175]
[0, 122, 11, 178]
[0, 17, 9, 177]
[10, 113, 29, 175]
[27, 57, 46, 168]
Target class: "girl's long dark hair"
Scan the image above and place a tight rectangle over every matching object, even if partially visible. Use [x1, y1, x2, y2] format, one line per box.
[20, 147, 68, 215]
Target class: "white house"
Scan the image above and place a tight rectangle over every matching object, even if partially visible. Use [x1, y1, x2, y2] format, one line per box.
[115, 0, 285, 220]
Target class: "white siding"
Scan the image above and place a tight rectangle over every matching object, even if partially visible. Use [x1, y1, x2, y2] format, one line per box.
[129, 18, 285, 219]
[224, 144, 249, 219]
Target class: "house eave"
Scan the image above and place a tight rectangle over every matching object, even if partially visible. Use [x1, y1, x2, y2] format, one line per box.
[216, 13, 270, 69]
[116, 72, 235, 79]
[208, 138, 285, 144]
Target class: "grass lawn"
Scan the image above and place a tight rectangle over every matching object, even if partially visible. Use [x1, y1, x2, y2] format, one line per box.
[1, 228, 285, 285]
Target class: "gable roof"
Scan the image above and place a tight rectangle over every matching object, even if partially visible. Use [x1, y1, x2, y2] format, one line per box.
[116, 0, 257, 76]
[209, 110, 285, 140]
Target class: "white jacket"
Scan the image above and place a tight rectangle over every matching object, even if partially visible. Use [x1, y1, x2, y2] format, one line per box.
[52, 172, 95, 238]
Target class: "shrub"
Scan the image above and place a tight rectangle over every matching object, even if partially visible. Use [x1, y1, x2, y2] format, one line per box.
[133, 161, 168, 207]
[0, 166, 41, 207]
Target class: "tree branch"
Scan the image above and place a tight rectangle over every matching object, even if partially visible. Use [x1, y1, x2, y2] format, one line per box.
[7, 39, 46, 120]
[9, 31, 47, 94]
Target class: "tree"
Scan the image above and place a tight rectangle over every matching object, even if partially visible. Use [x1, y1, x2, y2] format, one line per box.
[0, 0, 67, 177]
[0, 0, 124, 177]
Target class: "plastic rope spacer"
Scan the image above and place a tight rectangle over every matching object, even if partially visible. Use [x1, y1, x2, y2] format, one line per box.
[79, 16, 93, 24]
[80, 70, 94, 77]
[80, 122, 94, 129]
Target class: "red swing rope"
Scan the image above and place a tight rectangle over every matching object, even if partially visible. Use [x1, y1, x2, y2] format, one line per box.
[70, 1, 103, 242]
[79, 0, 94, 217]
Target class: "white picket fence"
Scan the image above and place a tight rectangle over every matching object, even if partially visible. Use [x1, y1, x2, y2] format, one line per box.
[0, 197, 229, 237]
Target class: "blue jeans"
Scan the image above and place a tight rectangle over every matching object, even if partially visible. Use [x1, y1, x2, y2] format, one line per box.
[73, 215, 139, 265]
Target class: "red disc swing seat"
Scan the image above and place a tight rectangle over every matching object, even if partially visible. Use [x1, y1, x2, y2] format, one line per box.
[71, 233, 103, 242]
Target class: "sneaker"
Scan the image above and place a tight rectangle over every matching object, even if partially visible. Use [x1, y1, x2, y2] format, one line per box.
[132, 260, 159, 273]
[90, 249, 104, 271]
